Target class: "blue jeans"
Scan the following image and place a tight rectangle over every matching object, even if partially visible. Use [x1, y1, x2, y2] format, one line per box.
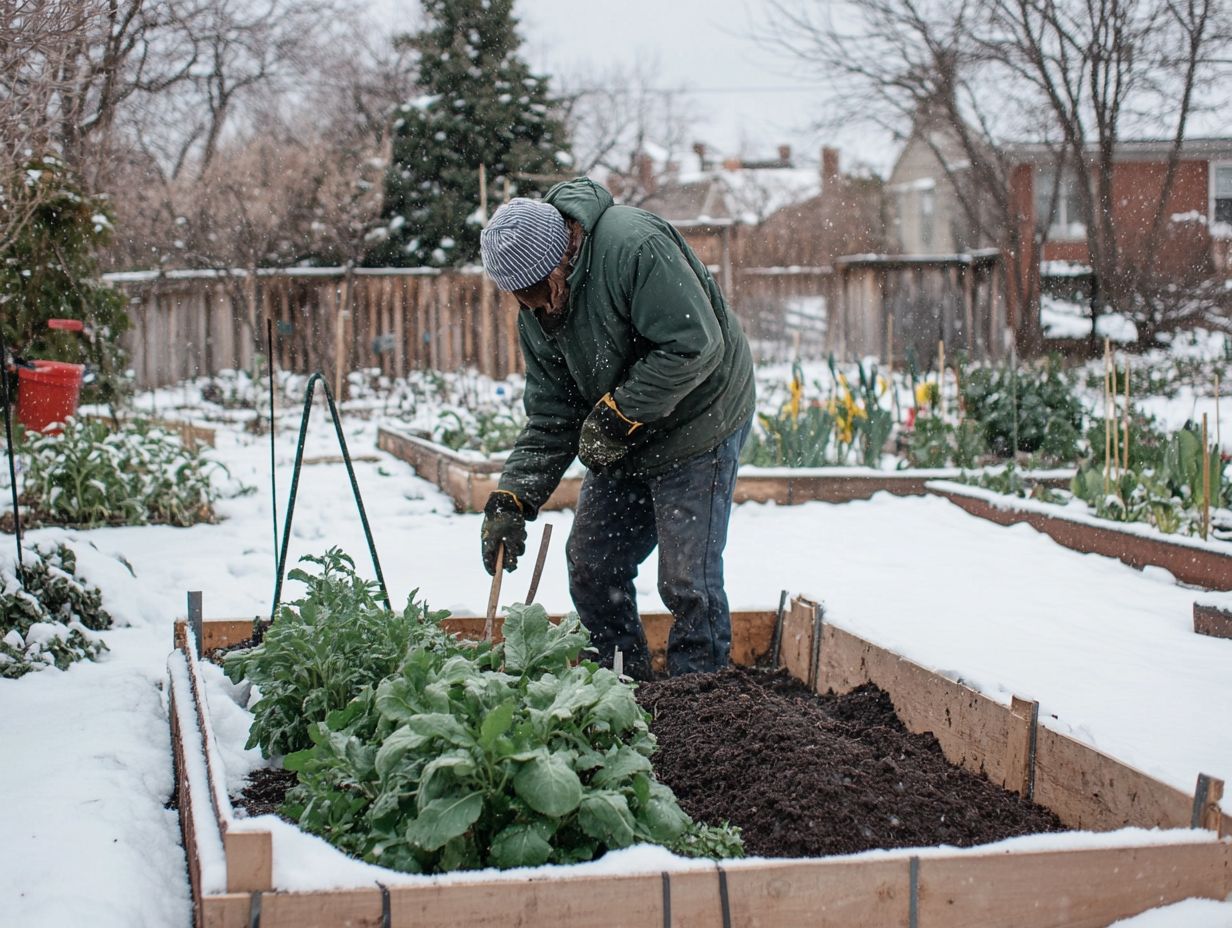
[566, 420, 751, 678]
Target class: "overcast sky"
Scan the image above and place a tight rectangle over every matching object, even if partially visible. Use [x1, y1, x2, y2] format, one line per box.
[373, 0, 898, 175]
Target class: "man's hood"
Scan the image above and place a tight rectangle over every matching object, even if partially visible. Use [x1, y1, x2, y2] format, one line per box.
[544, 178, 614, 233]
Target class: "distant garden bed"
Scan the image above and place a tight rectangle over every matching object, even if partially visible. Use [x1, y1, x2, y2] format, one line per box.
[376, 425, 1074, 512]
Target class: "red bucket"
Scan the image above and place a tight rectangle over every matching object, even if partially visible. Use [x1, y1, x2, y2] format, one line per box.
[16, 360, 85, 434]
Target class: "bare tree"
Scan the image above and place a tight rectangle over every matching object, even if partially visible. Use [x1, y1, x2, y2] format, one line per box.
[762, 0, 1232, 350]
[557, 57, 702, 202]
[977, 0, 1232, 345]
[759, 0, 1053, 351]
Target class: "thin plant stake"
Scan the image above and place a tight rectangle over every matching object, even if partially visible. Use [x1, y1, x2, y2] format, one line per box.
[267, 318, 278, 572]
[1110, 354, 1121, 480]
[937, 340, 945, 421]
[484, 543, 504, 642]
[0, 331, 23, 585]
[524, 524, 553, 605]
[1202, 414, 1211, 542]
[1108, 340, 1118, 495]
[1123, 358, 1131, 471]
[1212, 372, 1222, 453]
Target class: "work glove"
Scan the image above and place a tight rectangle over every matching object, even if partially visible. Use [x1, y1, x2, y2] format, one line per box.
[481, 490, 527, 575]
[578, 393, 643, 471]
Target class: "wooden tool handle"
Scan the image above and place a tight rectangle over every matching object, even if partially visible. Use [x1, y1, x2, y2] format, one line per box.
[525, 524, 553, 605]
[483, 544, 504, 641]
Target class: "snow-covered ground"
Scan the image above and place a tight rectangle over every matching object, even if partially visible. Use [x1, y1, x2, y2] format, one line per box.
[3, 402, 1232, 925]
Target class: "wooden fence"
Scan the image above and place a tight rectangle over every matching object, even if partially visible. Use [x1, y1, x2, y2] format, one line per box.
[830, 250, 1010, 363]
[106, 255, 1011, 390]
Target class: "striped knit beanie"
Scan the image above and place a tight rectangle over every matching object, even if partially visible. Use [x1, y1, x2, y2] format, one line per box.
[480, 198, 569, 292]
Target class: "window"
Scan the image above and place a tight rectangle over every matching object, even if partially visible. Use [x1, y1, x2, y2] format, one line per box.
[1034, 166, 1085, 239]
[920, 189, 936, 250]
[1212, 164, 1232, 234]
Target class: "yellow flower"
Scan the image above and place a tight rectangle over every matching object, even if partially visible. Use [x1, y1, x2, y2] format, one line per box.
[915, 381, 938, 408]
[788, 375, 803, 423]
[876, 375, 888, 397]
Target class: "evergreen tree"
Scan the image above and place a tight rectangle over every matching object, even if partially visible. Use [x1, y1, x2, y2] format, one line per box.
[368, 0, 571, 268]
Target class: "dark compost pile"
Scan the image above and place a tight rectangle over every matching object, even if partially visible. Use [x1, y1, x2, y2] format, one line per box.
[636, 666, 1065, 859]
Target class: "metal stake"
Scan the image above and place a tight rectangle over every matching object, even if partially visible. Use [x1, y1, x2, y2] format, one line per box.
[0, 330, 24, 584]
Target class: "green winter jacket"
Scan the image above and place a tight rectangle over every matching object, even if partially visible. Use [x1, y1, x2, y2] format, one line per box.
[497, 178, 755, 514]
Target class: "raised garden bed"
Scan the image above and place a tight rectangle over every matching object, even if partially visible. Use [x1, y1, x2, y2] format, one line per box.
[929, 481, 1232, 591]
[1193, 601, 1232, 640]
[170, 599, 1231, 927]
[377, 425, 1074, 513]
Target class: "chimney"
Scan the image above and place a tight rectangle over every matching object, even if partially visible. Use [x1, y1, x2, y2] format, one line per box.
[821, 146, 840, 186]
[637, 153, 656, 194]
[778, 144, 792, 165]
[693, 141, 707, 170]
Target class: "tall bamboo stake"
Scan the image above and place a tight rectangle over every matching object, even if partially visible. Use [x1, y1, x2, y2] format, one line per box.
[1202, 413, 1211, 541]
[1108, 340, 1118, 495]
[937, 339, 945, 421]
[1216, 373, 1222, 453]
[1110, 355, 1121, 480]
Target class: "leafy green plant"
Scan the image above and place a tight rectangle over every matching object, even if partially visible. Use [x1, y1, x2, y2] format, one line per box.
[280, 600, 742, 873]
[1070, 422, 1230, 537]
[0, 544, 112, 677]
[224, 549, 455, 757]
[906, 417, 986, 469]
[15, 417, 228, 528]
[434, 409, 525, 455]
[957, 462, 1064, 503]
[743, 404, 835, 467]
[227, 551, 743, 872]
[961, 358, 1085, 463]
[851, 361, 894, 468]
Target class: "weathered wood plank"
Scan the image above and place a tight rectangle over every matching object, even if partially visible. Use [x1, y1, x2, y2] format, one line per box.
[223, 830, 272, 893]
[917, 841, 1232, 928]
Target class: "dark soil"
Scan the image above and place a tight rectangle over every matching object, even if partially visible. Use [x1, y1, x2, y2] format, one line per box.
[235, 767, 299, 819]
[637, 666, 1065, 859]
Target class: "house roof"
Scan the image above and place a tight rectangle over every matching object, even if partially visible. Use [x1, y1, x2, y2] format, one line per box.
[1004, 137, 1232, 163]
[641, 166, 823, 226]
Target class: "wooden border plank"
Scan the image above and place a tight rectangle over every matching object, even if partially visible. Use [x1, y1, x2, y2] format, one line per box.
[1032, 725, 1195, 831]
[223, 831, 272, 893]
[917, 841, 1232, 928]
[1194, 602, 1232, 639]
[722, 858, 908, 927]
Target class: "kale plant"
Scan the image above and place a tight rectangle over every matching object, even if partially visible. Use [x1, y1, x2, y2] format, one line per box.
[280, 600, 743, 873]
[0, 544, 112, 677]
[961, 358, 1086, 463]
[16, 417, 228, 527]
[224, 548, 455, 757]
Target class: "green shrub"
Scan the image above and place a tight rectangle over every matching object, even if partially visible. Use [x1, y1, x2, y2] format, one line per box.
[0, 156, 130, 405]
[433, 409, 524, 455]
[961, 359, 1085, 462]
[0, 544, 112, 677]
[16, 417, 227, 528]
